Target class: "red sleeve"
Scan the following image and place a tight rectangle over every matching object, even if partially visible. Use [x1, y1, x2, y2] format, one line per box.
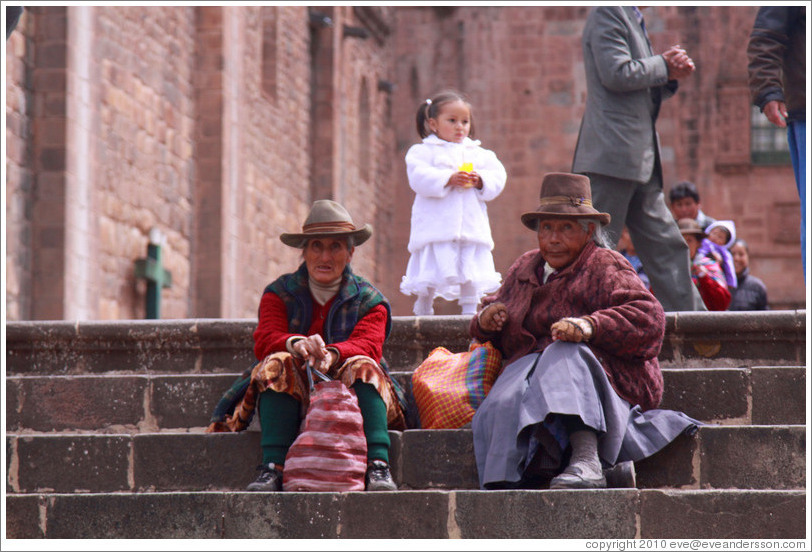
[330, 304, 388, 362]
[253, 292, 300, 361]
[697, 274, 732, 311]
[252, 294, 389, 363]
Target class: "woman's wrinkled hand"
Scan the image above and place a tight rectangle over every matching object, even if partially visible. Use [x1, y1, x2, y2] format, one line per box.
[293, 334, 333, 372]
[551, 317, 593, 343]
[478, 302, 508, 333]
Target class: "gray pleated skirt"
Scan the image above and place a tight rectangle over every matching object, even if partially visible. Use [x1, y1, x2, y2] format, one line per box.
[471, 341, 700, 489]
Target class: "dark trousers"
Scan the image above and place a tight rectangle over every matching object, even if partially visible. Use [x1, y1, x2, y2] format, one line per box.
[586, 171, 706, 312]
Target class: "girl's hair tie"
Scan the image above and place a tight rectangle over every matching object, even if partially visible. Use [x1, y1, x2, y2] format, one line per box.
[425, 99, 432, 105]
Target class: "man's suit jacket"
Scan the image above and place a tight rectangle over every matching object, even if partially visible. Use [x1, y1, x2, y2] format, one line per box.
[572, 6, 677, 184]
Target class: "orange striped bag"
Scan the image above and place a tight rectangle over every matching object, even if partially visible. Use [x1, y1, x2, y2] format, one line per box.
[282, 366, 367, 492]
[412, 341, 503, 429]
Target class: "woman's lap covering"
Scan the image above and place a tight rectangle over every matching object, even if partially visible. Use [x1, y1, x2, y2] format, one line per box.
[472, 341, 699, 488]
[226, 352, 406, 431]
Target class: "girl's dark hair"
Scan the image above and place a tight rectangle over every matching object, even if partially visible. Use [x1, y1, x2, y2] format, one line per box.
[415, 89, 475, 139]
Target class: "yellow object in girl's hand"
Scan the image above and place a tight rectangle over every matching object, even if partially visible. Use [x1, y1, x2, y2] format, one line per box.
[459, 162, 473, 173]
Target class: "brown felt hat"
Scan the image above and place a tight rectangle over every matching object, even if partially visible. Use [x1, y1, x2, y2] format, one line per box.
[280, 200, 372, 248]
[677, 218, 706, 239]
[521, 172, 611, 230]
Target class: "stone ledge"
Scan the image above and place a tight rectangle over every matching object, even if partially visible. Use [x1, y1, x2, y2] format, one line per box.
[7, 366, 805, 432]
[5, 489, 806, 539]
[6, 425, 805, 494]
[5, 310, 807, 375]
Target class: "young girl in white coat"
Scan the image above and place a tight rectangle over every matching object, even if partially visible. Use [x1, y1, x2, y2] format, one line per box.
[400, 90, 507, 315]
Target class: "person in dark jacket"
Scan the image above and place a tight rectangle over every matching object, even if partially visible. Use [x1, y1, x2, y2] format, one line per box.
[747, 6, 806, 271]
[207, 200, 405, 492]
[470, 173, 699, 491]
[6, 6, 23, 39]
[729, 239, 769, 311]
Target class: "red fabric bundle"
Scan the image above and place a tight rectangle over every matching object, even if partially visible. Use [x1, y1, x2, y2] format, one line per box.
[282, 380, 367, 492]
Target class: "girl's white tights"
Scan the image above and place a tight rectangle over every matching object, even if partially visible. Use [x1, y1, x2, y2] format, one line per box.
[413, 292, 435, 316]
[458, 282, 479, 316]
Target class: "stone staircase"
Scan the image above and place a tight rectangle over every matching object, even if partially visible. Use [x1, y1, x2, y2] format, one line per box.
[4, 311, 807, 539]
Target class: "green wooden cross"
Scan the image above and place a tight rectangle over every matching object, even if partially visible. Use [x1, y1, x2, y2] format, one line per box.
[134, 229, 172, 319]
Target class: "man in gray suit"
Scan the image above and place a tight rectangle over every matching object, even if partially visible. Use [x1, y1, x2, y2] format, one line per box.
[572, 6, 706, 312]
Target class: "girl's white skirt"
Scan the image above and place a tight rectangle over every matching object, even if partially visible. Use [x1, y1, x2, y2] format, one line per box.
[400, 240, 501, 301]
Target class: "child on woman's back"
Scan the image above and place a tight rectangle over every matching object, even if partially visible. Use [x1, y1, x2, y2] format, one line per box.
[699, 220, 738, 290]
[401, 90, 507, 316]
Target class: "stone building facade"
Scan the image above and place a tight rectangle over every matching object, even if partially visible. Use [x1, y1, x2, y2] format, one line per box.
[4, 5, 804, 321]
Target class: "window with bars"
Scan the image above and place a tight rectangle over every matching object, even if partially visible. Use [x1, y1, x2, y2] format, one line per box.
[750, 105, 790, 165]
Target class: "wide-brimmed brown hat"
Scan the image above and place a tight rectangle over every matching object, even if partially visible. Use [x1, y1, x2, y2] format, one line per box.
[677, 218, 706, 239]
[280, 199, 372, 248]
[521, 172, 611, 230]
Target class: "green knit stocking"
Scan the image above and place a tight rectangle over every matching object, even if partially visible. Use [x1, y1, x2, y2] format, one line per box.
[352, 381, 390, 463]
[258, 389, 301, 466]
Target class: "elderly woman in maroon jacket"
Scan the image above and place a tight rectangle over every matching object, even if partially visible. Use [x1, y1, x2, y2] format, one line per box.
[470, 173, 699, 490]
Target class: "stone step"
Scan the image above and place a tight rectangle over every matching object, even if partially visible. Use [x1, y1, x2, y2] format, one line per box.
[5, 311, 806, 376]
[6, 425, 805, 495]
[6, 366, 805, 433]
[6, 489, 806, 539]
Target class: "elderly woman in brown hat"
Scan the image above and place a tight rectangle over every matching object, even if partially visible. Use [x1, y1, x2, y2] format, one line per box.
[470, 173, 699, 490]
[207, 200, 406, 491]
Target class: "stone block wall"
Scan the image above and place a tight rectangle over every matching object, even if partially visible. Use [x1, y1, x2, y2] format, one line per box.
[5, 10, 36, 321]
[4, 5, 804, 321]
[92, 6, 197, 319]
[4, 6, 399, 320]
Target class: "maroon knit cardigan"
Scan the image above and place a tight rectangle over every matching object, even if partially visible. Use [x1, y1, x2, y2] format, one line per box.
[470, 240, 666, 411]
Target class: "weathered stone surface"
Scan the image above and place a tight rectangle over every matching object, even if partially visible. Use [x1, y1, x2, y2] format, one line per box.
[222, 492, 342, 538]
[340, 491, 451, 538]
[384, 315, 472, 371]
[192, 318, 256, 372]
[5, 313, 806, 379]
[387, 430, 403, 485]
[12, 434, 131, 493]
[751, 366, 806, 425]
[7, 364, 807, 433]
[454, 489, 638, 539]
[400, 429, 478, 490]
[45, 492, 225, 538]
[660, 368, 748, 422]
[5, 379, 21, 431]
[133, 432, 260, 492]
[635, 431, 698, 489]
[5, 438, 13, 495]
[150, 373, 240, 429]
[6, 489, 808, 539]
[4, 494, 45, 538]
[660, 310, 806, 368]
[3, 310, 807, 540]
[5, 319, 255, 375]
[640, 489, 807, 538]
[700, 425, 806, 489]
[8, 375, 147, 431]
[8, 425, 804, 494]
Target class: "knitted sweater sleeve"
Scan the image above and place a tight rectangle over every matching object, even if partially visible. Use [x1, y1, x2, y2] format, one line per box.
[586, 252, 665, 362]
[253, 292, 295, 361]
[329, 304, 388, 363]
